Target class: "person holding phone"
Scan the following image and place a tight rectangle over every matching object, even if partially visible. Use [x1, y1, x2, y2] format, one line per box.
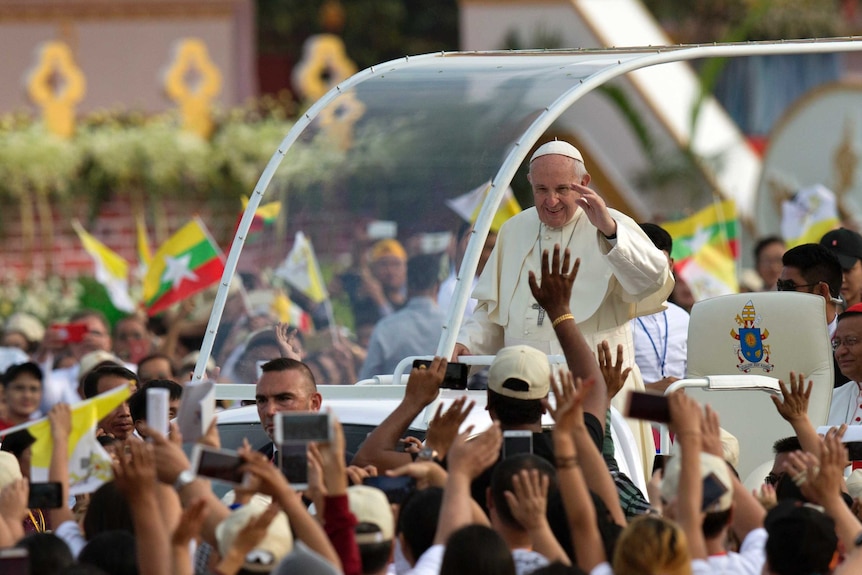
[358, 253, 445, 380]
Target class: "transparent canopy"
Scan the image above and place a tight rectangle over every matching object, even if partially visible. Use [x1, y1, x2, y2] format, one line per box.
[203, 39, 862, 385]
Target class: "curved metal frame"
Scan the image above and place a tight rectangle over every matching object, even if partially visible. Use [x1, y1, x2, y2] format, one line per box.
[196, 38, 862, 380]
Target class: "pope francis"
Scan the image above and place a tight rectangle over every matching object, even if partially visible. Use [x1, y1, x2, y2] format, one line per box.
[453, 139, 674, 480]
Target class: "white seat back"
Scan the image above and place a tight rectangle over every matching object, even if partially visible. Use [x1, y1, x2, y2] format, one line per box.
[684, 292, 833, 479]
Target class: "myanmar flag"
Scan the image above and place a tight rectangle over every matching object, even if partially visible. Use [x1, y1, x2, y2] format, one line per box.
[235, 196, 282, 242]
[663, 200, 739, 301]
[143, 218, 225, 316]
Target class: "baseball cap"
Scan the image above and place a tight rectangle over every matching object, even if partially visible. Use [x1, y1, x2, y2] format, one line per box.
[488, 345, 550, 400]
[4, 312, 45, 343]
[216, 499, 293, 573]
[347, 485, 394, 543]
[820, 228, 862, 270]
[370, 239, 407, 263]
[0, 451, 22, 489]
[660, 452, 733, 512]
[530, 140, 584, 164]
[847, 469, 862, 500]
[78, 350, 124, 382]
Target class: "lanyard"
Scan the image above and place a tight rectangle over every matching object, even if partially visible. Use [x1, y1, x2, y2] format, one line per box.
[637, 311, 668, 378]
[28, 509, 45, 533]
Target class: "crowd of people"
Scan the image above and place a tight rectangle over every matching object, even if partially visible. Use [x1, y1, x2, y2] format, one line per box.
[1, 139, 862, 575]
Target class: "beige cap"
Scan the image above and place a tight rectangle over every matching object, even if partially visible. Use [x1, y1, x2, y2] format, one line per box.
[78, 350, 123, 380]
[530, 140, 584, 164]
[4, 312, 45, 343]
[847, 469, 862, 500]
[661, 452, 733, 512]
[488, 345, 550, 400]
[0, 451, 22, 489]
[347, 485, 394, 543]
[216, 499, 293, 573]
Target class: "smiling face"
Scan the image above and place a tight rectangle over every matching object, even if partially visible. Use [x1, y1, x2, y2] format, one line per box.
[528, 154, 590, 229]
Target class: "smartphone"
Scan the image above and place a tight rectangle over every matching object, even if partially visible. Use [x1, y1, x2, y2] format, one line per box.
[278, 444, 309, 490]
[146, 387, 170, 439]
[412, 360, 469, 390]
[847, 442, 862, 461]
[0, 548, 28, 575]
[702, 472, 729, 511]
[502, 430, 533, 459]
[652, 454, 668, 476]
[27, 482, 63, 509]
[625, 391, 671, 424]
[275, 412, 334, 445]
[50, 323, 88, 344]
[363, 475, 416, 504]
[190, 445, 247, 487]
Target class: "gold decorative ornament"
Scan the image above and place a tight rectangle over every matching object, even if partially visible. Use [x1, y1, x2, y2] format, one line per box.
[164, 39, 222, 139]
[27, 41, 86, 138]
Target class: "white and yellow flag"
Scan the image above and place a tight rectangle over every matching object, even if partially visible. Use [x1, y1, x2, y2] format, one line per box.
[275, 231, 328, 304]
[445, 180, 521, 233]
[72, 220, 136, 312]
[1, 385, 131, 495]
[781, 184, 840, 248]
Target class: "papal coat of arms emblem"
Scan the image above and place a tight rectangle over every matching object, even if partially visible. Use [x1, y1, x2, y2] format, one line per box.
[729, 300, 773, 372]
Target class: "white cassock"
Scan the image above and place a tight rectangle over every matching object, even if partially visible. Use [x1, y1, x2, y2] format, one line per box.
[457, 206, 673, 480]
[828, 380, 862, 426]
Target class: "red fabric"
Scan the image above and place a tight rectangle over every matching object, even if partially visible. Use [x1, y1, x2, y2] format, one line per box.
[323, 494, 362, 575]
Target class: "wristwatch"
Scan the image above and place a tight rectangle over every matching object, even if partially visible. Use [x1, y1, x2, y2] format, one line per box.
[173, 469, 195, 492]
[417, 447, 440, 463]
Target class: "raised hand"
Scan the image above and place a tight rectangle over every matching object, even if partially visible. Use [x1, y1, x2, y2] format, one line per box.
[573, 184, 616, 237]
[425, 396, 475, 460]
[528, 245, 579, 321]
[597, 341, 631, 400]
[504, 468, 550, 532]
[404, 357, 446, 408]
[447, 423, 502, 481]
[275, 322, 302, 361]
[544, 370, 592, 437]
[771, 372, 812, 424]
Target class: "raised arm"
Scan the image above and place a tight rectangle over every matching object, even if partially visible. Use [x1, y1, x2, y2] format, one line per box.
[667, 391, 707, 560]
[529, 245, 607, 425]
[771, 372, 820, 456]
[433, 424, 500, 545]
[351, 357, 445, 470]
[545, 372, 606, 572]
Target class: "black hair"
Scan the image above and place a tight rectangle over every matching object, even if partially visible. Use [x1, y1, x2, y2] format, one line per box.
[546, 488, 622, 564]
[135, 353, 176, 381]
[60, 564, 109, 575]
[397, 486, 443, 563]
[78, 530, 138, 575]
[755, 235, 784, 262]
[781, 243, 842, 299]
[0, 429, 36, 458]
[440, 525, 515, 575]
[407, 253, 442, 294]
[773, 436, 802, 454]
[260, 357, 317, 389]
[702, 509, 733, 539]
[530, 563, 588, 575]
[82, 365, 138, 399]
[16, 532, 74, 575]
[490, 454, 557, 529]
[356, 523, 393, 575]
[127, 379, 184, 422]
[765, 502, 837, 575]
[2, 362, 43, 388]
[487, 388, 544, 426]
[83, 482, 134, 538]
[639, 223, 673, 253]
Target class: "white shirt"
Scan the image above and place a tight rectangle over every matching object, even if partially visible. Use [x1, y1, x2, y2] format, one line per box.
[437, 271, 478, 318]
[705, 527, 767, 575]
[828, 380, 862, 426]
[632, 302, 690, 382]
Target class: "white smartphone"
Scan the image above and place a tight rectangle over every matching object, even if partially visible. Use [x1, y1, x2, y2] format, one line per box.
[502, 430, 533, 459]
[190, 444, 248, 487]
[274, 412, 334, 445]
[146, 387, 170, 438]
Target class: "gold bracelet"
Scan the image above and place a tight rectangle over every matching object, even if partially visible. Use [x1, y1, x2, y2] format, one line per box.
[552, 313, 574, 328]
[555, 456, 579, 469]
